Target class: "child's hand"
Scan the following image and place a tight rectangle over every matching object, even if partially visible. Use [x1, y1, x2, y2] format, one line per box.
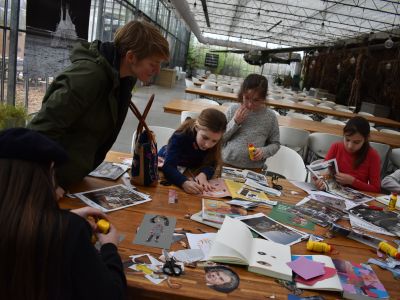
[96, 224, 119, 246]
[195, 173, 215, 192]
[252, 148, 264, 161]
[234, 105, 250, 125]
[335, 173, 355, 186]
[182, 180, 203, 194]
[312, 176, 326, 191]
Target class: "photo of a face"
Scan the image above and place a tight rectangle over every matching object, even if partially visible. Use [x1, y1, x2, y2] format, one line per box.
[204, 266, 240, 293]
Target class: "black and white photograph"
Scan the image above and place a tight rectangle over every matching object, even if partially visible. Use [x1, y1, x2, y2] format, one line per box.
[349, 206, 400, 237]
[75, 184, 151, 212]
[237, 213, 308, 246]
[294, 197, 346, 227]
[89, 162, 129, 180]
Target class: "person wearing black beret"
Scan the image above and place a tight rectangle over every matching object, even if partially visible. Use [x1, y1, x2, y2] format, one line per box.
[28, 20, 169, 193]
[0, 127, 126, 300]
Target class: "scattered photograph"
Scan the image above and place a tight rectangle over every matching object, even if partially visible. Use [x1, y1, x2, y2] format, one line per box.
[294, 197, 345, 227]
[202, 198, 247, 224]
[204, 265, 240, 293]
[349, 206, 400, 236]
[75, 184, 151, 212]
[237, 213, 308, 246]
[89, 161, 129, 180]
[133, 214, 177, 249]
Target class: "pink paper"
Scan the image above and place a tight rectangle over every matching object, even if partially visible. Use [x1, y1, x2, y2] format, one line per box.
[295, 266, 337, 286]
[287, 256, 326, 280]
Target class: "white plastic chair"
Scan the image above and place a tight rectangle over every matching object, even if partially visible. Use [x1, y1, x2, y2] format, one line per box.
[302, 99, 319, 106]
[279, 126, 310, 159]
[335, 108, 353, 113]
[308, 132, 342, 160]
[358, 111, 375, 127]
[301, 101, 316, 107]
[380, 128, 400, 135]
[389, 148, 400, 168]
[370, 127, 378, 131]
[201, 83, 217, 91]
[321, 118, 346, 126]
[270, 94, 283, 100]
[181, 111, 200, 123]
[232, 87, 241, 94]
[264, 146, 307, 181]
[271, 109, 280, 116]
[317, 103, 333, 110]
[217, 85, 233, 93]
[184, 78, 194, 88]
[131, 126, 175, 153]
[319, 101, 336, 108]
[286, 112, 313, 121]
[193, 98, 220, 106]
[370, 141, 391, 177]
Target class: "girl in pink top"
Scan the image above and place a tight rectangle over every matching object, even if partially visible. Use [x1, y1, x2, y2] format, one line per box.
[314, 116, 381, 193]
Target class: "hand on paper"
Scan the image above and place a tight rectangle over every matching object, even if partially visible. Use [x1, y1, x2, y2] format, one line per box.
[312, 176, 327, 191]
[234, 105, 250, 125]
[195, 172, 215, 192]
[182, 180, 203, 194]
[335, 172, 355, 186]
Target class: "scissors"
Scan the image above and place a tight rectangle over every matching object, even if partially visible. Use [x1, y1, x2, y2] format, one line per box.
[162, 249, 182, 276]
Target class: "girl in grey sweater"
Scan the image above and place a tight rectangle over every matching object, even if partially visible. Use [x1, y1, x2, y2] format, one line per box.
[222, 74, 280, 169]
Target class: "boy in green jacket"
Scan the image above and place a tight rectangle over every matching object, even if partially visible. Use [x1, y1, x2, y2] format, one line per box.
[28, 20, 169, 196]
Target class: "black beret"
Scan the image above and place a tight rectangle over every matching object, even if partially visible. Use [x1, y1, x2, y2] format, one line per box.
[0, 127, 68, 165]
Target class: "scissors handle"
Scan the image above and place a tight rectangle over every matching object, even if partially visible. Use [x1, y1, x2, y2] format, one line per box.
[163, 262, 182, 276]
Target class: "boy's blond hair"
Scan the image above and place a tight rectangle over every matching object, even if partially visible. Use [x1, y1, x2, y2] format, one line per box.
[114, 20, 169, 61]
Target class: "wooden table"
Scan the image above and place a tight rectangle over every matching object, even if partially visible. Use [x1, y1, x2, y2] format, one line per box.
[59, 151, 400, 300]
[185, 87, 238, 101]
[163, 99, 400, 148]
[185, 88, 400, 129]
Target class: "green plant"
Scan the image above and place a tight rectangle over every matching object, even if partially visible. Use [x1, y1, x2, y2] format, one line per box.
[0, 103, 28, 129]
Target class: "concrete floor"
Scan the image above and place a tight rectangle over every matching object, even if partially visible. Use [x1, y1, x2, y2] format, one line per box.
[111, 79, 187, 153]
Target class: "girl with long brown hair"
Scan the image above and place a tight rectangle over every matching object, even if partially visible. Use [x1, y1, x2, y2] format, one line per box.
[0, 128, 125, 300]
[159, 108, 227, 194]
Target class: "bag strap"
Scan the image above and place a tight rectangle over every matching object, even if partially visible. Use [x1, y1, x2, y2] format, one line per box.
[129, 94, 155, 144]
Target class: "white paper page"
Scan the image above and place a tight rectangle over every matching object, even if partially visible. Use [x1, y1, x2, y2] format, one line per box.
[289, 180, 318, 194]
[209, 217, 254, 262]
[186, 233, 216, 260]
[248, 238, 292, 278]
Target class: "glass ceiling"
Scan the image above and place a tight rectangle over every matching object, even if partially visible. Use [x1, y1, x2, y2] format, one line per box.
[184, 0, 400, 48]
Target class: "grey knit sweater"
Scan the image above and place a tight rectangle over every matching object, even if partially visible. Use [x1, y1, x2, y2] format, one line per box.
[222, 103, 280, 168]
[381, 169, 400, 193]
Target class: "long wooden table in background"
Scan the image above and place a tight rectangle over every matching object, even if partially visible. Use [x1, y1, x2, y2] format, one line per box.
[185, 88, 400, 128]
[163, 99, 400, 148]
[59, 151, 399, 300]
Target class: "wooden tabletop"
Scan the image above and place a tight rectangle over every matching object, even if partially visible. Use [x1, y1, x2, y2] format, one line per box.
[59, 151, 399, 300]
[163, 99, 400, 148]
[185, 88, 400, 128]
[265, 99, 400, 129]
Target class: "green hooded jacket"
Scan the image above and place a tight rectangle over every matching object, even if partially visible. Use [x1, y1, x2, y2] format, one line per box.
[29, 40, 135, 188]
